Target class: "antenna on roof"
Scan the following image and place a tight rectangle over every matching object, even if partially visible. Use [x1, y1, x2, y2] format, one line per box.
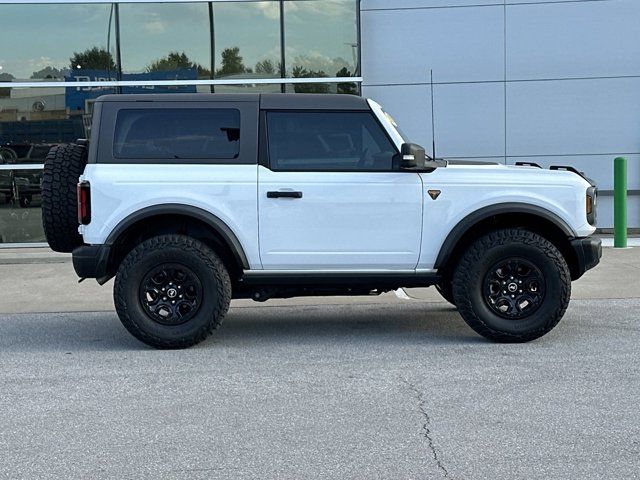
[430, 69, 436, 161]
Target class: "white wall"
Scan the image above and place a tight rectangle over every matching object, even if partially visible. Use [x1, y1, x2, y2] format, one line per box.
[361, 0, 640, 228]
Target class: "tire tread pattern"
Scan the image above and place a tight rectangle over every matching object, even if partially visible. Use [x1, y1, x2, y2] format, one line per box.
[452, 228, 571, 343]
[41, 143, 87, 252]
[114, 235, 232, 349]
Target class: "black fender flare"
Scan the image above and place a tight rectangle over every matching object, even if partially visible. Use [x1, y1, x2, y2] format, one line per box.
[106, 204, 250, 269]
[434, 202, 575, 270]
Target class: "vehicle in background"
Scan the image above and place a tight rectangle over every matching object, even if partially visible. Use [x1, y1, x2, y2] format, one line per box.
[0, 144, 51, 207]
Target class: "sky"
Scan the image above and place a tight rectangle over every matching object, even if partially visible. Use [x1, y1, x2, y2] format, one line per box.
[0, 1, 358, 80]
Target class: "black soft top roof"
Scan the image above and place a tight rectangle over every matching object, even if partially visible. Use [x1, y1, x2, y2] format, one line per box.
[260, 93, 369, 110]
[94, 93, 369, 111]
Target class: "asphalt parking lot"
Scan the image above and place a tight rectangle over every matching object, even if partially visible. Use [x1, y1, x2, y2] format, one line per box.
[0, 246, 639, 479]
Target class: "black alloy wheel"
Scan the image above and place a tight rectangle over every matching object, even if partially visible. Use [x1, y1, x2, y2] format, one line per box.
[139, 263, 203, 326]
[483, 258, 546, 319]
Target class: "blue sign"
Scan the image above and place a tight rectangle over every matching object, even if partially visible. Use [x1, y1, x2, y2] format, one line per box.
[64, 69, 199, 110]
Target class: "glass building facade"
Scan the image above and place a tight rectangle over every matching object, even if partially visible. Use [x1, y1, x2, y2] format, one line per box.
[0, 0, 361, 245]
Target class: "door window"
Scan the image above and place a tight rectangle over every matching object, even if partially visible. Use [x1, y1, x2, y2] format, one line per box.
[266, 111, 396, 171]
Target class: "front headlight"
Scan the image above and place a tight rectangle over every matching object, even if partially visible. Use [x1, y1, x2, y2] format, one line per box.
[586, 186, 597, 225]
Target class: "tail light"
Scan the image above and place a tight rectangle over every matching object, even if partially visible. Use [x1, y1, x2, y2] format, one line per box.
[77, 181, 91, 225]
[586, 186, 597, 226]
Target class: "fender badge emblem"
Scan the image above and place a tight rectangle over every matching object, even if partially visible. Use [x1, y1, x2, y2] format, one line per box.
[428, 189, 441, 200]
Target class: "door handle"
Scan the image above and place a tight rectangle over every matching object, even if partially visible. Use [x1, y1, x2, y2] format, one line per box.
[267, 191, 303, 199]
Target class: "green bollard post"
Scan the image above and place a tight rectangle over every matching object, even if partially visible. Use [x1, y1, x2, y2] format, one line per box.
[614, 157, 627, 248]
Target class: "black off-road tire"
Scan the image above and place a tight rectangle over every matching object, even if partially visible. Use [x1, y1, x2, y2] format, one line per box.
[114, 235, 232, 349]
[452, 228, 571, 343]
[435, 281, 456, 307]
[41, 143, 88, 252]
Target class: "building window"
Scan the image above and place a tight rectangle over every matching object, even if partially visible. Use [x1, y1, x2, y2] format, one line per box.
[283, 0, 359, 93]
[0, 0, 361, 244]
[118, 2, 211, 81]
[0, 3, 117, 83]
[213, 2, 281, 83]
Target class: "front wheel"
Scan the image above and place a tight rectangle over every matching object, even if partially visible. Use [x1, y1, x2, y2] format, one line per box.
[114, 235, 232, 349]
[452, 229, 571, 343]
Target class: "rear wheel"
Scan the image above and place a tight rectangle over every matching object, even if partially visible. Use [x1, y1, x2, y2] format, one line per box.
[452, 228, 571, 342]
[41, 143, 88, 252]
[114, 235, 232, 349]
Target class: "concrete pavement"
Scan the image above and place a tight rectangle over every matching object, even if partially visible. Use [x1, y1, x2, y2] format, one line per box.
[0, 299, 639, 479]
[0, 243, 638, 479]
[0, 245, 638, 314]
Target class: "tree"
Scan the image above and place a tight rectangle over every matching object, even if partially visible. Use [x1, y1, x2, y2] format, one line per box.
[0, 72, 14, 98]
[291, 66, 329, 94]
[30, 66, 68, 80]
[69, 47, 116, 71]
[336, 67, 357, 95]
[255, 59, 277, 76]
[216, 47, 247, 77]
[146, 51, 210, 77]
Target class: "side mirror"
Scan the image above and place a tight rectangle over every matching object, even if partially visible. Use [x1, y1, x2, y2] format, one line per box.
[400, 143, 426, 169]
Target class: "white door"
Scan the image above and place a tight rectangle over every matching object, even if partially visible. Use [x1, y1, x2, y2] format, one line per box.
[258, 110, 423, 271]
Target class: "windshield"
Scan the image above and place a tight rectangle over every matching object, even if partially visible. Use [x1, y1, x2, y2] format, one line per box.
[382, 110, 410, 143]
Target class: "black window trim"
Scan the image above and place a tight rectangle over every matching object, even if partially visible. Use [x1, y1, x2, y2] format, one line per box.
[261, 108, 401, 173]
[95, 100, 259, 165]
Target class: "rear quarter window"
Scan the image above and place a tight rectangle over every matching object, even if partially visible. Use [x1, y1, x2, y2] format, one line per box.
[113, 108, 240, 160]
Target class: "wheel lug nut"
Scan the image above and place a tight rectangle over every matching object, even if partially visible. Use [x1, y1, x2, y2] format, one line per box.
[511, 295, 515, 298]
[163, 297, 167, 301]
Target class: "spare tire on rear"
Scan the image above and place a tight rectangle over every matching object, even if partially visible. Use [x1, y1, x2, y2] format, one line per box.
[41, 143, 88, 253]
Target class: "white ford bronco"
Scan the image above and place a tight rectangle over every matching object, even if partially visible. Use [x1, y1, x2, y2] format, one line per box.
[41, 93, 601, 348]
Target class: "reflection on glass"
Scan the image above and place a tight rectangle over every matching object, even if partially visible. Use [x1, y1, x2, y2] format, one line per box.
[284, 0, 358, 79]
[215, 83, 282, 94]
[0, 168, 45, 243]
[213, 2, 281, 81]
[0, 86, 114, 148]
[285, 82, 359, 95]
[0, 3, 117, 82]
[119, 2, 211, 80]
